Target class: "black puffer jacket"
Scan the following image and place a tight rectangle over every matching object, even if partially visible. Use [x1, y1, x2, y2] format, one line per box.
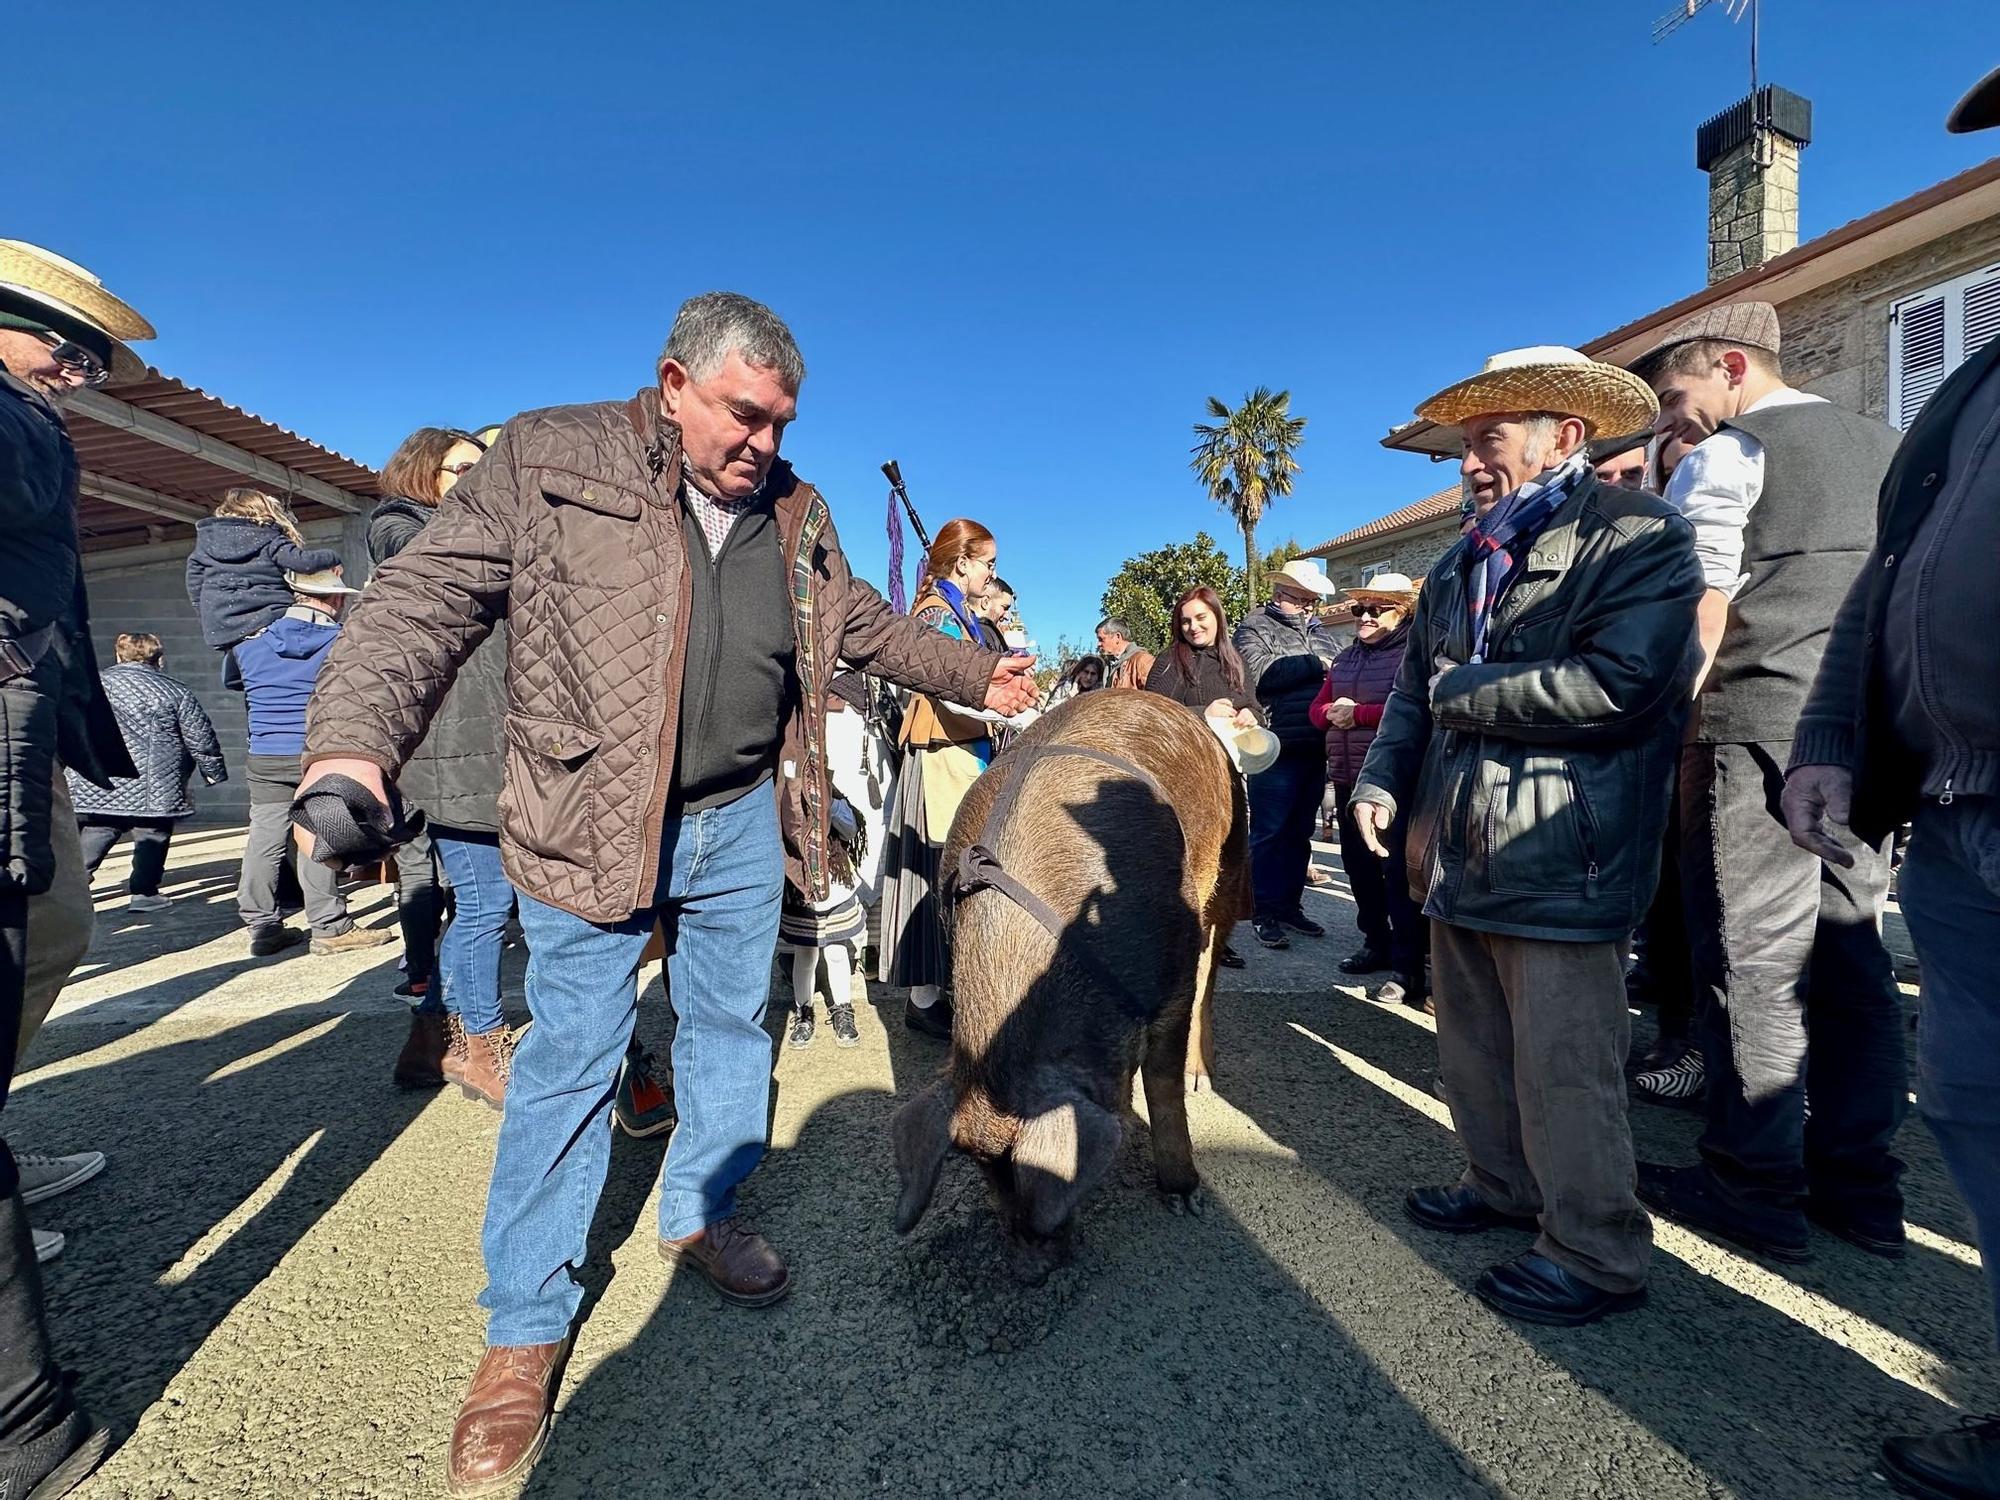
[1233, 604, 1339, 753]
[66, 663, 226, 818]
[2, 367, 135, 893]
[1353, 475, 1702, 943]
[184, 516, 341, 649]
[1144, 643, 1260, 718]
[366, 494, 505, 833]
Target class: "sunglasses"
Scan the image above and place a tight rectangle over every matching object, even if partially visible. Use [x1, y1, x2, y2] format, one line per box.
[33, 330, 110, 389]
[1352, 604, 1394, 620]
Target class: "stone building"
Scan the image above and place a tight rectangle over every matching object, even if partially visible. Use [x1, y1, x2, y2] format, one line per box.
[1306, 85, 2000, 588]
[67, 375, 382, 820]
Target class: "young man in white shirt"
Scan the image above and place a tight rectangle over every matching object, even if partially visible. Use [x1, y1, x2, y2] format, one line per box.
[1629, 302, 1909, 1266]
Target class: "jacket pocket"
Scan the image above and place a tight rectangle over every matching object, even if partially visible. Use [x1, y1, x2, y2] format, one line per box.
[498, 713, 604, 864]
[1482, 755, 1591, 898]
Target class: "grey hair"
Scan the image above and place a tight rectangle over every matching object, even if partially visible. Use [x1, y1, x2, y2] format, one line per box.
[660, 292, 806, 390]
[1518, 411, 1582, 468]
[1097, 617, 1134, 640]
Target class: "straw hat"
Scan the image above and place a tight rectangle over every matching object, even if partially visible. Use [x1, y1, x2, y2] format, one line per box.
[1272, 558, 1338, 597]
[1415, 346, 1658, 439]
[1342, 571, 1420, 610]
[0, 240, 155, 385]
[286, 568, 360, 598]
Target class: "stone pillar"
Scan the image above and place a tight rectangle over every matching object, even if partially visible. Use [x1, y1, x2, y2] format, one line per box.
[1695, 86, 1813, 286]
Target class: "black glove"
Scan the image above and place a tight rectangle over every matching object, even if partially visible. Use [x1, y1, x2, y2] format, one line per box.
[288, 775, 425, 867]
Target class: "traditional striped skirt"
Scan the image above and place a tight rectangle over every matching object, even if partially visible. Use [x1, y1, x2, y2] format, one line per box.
[779, 885, 867, 950]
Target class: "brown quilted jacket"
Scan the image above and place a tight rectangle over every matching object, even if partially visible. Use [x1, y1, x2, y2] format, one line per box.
[305, 390, 996, 922]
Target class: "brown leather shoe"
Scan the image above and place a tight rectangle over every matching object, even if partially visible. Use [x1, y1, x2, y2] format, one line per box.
[460, 1025, 518, 1110]
[393, 1012, 449, 1089]
[442, 1014, 469, 1087]
[446, 1338, 570, 1497]
[658, 1217, 792, 1306]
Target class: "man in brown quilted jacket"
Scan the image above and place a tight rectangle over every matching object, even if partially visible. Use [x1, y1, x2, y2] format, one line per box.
[299, 292, 1037, 1496]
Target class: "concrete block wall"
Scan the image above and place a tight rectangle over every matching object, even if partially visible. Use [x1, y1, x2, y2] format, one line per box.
[80, 513, 372, 824]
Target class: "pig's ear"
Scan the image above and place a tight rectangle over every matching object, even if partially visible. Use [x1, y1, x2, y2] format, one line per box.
[1013, 1100, 1123, 1239]
[891, 1082, 953, 1234]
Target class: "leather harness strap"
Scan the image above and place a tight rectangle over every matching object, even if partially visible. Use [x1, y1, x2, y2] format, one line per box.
[949, 742, 1184, 1020]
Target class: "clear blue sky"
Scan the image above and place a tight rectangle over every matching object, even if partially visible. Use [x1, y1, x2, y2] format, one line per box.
[15, 0, 1997, 650]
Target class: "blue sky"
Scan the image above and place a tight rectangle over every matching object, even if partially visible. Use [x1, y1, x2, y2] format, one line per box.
[15, 0, 1997, 651]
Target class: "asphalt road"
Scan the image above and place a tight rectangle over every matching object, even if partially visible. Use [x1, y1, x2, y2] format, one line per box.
[16, 826, 1988, 1498]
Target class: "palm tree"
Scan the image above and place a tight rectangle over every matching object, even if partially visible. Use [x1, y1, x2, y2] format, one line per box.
[1189, 387, 1308, 603]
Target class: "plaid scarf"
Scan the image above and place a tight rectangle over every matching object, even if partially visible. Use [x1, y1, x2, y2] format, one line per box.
[1461, 450, 1590, 662]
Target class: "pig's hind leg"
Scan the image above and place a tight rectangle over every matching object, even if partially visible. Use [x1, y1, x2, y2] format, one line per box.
[1141, 993, 1202, 1213]
[1183, 920, 1224, 1094]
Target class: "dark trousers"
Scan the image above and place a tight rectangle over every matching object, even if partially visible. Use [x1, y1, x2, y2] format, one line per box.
[1897, 799, 2000, 1347]
[1249, 750, 1326, 922]
[392, 827, 444, 985]
[1680, 741, 1907, 1234]
[1331, 780, 1425, 977]
[77, 815, 175, 896]
[1626, 802, 1695, 1044]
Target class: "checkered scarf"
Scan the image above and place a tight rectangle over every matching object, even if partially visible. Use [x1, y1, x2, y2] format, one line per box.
[1461, 449, 1590, 663]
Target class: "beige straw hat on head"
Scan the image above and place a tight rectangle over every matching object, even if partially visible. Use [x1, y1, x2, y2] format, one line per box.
[0, 240, 155, 385]
[1415, 346, 1658, 439]
[1342, 571, 1420, 609]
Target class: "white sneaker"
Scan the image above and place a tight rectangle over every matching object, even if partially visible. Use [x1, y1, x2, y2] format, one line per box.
[17, 1151, 107, 1207]
[32, 1228, 63, 1264]
[126, 893, 172, 912]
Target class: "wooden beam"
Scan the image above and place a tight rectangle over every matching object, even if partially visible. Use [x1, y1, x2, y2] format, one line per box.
[65, 388, 368, 514]
[78, 473, 210, 525]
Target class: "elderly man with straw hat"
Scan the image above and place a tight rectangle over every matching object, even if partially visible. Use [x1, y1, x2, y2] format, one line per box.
[0, 239, 155, 1497]
[1350, 347, 1702, 1326]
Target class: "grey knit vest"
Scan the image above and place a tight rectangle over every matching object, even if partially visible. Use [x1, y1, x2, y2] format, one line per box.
[1698, 400, 1900, 744]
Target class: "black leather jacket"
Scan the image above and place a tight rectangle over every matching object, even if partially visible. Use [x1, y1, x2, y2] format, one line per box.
[1353, 474, 1702, 942]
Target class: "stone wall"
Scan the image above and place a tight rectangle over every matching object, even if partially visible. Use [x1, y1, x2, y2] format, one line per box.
[1778, 214, 2000, 419]
[1317, 518, 1460, 592]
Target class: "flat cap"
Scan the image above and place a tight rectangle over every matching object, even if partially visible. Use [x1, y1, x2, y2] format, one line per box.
[1949, 64, 2000, 134]
[1630, 300, 1781, 382]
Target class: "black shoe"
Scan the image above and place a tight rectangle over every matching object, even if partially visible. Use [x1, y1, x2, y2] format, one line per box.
[1252, 919, 1290, 950]
[903, 995, 954, 1039]
[1625, 1035, 1689, 1078]
[828, 1004, 861, 1048]
[248, 924, 305, 958]
[786, 1006, 815, 1049]
[1475, 1252, 1647, 1327]
[1278, 910, 1326, 939]
[1404, 1183, 1539, 1235]
[1881, 1414, 2000, 1500]
[1806, 1200, 1907, 1260]
[1339, 947, 1390, 975]
[1636, 1162, 1811, 1263]
[0, 1403, 113, 1500]
[393, 975, 430, 1001]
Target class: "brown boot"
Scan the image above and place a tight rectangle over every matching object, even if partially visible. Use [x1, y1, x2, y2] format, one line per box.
[657, 1216, 791, 1307]
[446, 1338, 570, 1497]
[460, 1025, 518, 1110]
[393, 1012, 449, 1089]
[442, 1014, 468, 1087]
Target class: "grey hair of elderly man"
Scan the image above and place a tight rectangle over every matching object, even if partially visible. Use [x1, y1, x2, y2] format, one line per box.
[660, 291, 807, 391]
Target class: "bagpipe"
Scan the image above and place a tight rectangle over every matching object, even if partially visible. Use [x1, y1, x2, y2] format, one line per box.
[881, 459, 928, 614]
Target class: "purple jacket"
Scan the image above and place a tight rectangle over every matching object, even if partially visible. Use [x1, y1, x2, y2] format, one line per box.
[1316, 621, 1412, 786]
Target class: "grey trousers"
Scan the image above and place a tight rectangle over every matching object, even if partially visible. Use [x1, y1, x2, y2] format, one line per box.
[19, 777, 91, 1060]
[1432, 921, 1652, 1294]
[237, 755, 348, 936]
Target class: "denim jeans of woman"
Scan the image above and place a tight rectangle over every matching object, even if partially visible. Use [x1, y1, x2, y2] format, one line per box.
[426, 829, 513, 1035]
[478, 787, 783, 1346]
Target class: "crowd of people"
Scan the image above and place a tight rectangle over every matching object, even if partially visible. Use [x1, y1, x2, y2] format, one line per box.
[0, 62, 1996, 1500]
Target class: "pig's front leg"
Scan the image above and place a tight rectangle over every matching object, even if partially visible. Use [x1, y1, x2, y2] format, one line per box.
[1184, 921, 1223, 1093]
[1143, 999, 1202, 1212]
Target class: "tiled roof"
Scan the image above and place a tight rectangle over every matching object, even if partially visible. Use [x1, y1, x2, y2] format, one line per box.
[1302, 484, 1459, 558]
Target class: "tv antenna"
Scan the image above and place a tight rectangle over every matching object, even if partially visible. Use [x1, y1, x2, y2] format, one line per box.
[1654, 0, 1766, 142]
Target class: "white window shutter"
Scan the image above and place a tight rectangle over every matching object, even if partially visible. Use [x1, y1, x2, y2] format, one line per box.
[1891, 293, 1949, 430]
[1889, 261, 2000, 429]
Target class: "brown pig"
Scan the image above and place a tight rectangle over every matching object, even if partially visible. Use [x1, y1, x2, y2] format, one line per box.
[890, 690, 1251, 1279]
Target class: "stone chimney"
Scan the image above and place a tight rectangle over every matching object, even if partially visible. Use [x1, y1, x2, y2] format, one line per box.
[1696, 86, 1813, 284]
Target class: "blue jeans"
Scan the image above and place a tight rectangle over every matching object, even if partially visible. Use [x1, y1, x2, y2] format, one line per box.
[426, 830, 513, 1035]
[1249, 750, 1326, 922]
[1897, 800, 2000, 1348]
[479, 787, 784, 1346]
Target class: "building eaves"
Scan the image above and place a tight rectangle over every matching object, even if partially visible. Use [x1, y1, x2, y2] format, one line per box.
[1302, 484, 1460, 558]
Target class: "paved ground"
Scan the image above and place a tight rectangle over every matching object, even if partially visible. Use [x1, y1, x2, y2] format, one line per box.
[18, 825, 1987, 1498]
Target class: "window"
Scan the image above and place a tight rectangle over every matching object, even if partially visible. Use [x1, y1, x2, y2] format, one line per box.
[1888, 259, 2000, 429]
[1359, 559, 1394, 584]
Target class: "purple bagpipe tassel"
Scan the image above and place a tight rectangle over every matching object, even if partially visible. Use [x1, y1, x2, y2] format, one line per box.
[886, 486, 908, 613]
